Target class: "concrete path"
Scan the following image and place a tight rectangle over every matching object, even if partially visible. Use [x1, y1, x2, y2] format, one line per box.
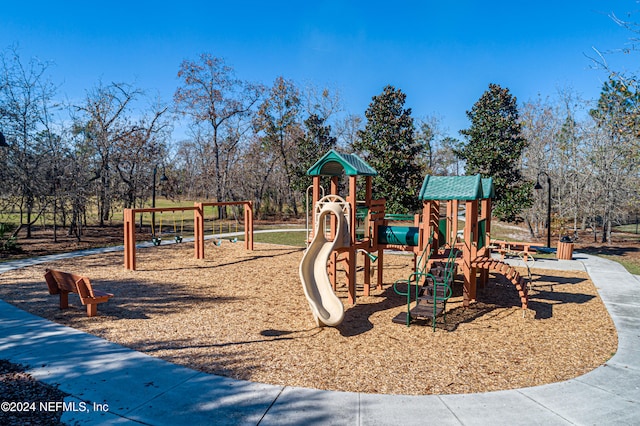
[1, 249, 639, 425]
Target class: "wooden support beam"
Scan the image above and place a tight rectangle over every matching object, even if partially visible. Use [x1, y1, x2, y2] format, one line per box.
[346, 248, 356, 305]
[462, 199, 479, 306]
[124, 209, 136, 270]
[194, 202, 204, 259]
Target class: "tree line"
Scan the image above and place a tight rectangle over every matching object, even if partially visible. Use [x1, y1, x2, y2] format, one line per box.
[0, 45, 638, 244]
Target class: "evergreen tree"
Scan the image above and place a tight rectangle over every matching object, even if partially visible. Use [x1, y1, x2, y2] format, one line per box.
[293, 113, 337, 193]
[590, 75, 640, 156]
[588, 76, 640, 242]
[457, 83, 532, 222]
[354, 85, 424, 213]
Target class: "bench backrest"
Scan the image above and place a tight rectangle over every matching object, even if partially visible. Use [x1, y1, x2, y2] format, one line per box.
[75, 277, 95, 300]
[44, 269, 93, 297]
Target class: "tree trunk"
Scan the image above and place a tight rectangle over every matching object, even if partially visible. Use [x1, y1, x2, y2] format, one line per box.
[525, 217, 535, 239]
[25, 196, 33, 239]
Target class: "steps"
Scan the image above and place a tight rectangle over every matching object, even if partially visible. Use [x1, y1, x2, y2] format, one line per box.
[391, 300, 446, 325]
[392, 260, 455, 330]
[471, 257, 529, 309]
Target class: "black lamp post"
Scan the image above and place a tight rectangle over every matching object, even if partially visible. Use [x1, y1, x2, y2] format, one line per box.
[151, 165, 168, 237]
[534, 171, 552, 248]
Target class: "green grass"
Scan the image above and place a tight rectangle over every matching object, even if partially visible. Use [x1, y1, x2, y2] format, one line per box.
[149, 199, 198, 208]
[591, 254, 640, 276]
[240, 230, 307, 247]
[612, 257, 640, 275]
[530, 252, 556, 260]
[614, 223, 640, 234]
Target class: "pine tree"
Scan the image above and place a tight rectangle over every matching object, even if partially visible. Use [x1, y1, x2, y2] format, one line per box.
[457, 83, 532, 222]
[354, 85, 424, 213]
[588, 76, 640, 242]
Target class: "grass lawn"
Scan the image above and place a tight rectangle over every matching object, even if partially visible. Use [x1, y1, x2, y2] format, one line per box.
[246, 230, 307, 247]
[614, 223, 640, 234]
[610, 257, 640, 275]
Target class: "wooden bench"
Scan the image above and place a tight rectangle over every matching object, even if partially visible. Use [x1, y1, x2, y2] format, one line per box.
[44, 269, 113, 317]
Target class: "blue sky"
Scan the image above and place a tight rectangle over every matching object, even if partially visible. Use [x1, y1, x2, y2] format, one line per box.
[2, 1, 638, 138]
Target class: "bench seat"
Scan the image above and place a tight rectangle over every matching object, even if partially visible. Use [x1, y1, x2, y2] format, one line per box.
[44, 269, 113, 317]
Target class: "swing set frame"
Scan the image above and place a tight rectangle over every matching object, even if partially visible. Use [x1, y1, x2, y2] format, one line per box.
[124, 201, 254, 270]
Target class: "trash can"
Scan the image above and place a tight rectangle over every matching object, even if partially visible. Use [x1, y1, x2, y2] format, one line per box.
[557, 236, 574, 260]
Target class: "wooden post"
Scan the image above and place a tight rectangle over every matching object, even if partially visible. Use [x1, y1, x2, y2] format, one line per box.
[308, 176, 321, 243]
[124, 209, 136, 270]
[377, 247, 384, 289]
[347, 175, 358, 303]
[329, 176, 339, 239]
[446, 200, 454, 244]
[450, 199, 459, 244]
[462, 199, 479, 306]
[60, 291, 69, 309]
[363, 251, 371, 296]
[479, 197, 492, 287]
[312, 176, 321, 226]
[347, 175, 357, 244]
[244, 201, 254, 251]
[469, 200, 478, 301]
[481, 198, 492, 236]
[194, 202, 204, 259]
[347, 248, 356, 305]
[361, 175, 374, 294]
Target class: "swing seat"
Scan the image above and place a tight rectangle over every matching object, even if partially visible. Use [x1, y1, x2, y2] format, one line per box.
[175, 235, 183, 243]
[152, 236, 162, 246]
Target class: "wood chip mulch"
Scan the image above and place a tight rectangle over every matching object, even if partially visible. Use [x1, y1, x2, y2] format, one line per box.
[0, 242, 618, 395]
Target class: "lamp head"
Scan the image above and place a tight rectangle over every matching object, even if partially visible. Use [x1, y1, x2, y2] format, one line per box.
[534, 180, 542, 190]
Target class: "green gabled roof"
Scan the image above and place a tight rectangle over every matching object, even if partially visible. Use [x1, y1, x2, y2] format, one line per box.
[306, 149, 377, 177]
[481, 177, 495, 199]
[419, 174, 484, 201]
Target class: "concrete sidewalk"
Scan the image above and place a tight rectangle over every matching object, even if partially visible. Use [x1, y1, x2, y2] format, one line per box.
[1, 252, 639, 425]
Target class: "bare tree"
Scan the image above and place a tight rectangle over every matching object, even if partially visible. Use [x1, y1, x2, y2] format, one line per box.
[0, 46, 58, 238]
[254, 76, 303, 216]
[336, 113, 363, 150]
[114, 101, 170, 208]
[73, 81, 143, 225]
[174, 54, 263, 215]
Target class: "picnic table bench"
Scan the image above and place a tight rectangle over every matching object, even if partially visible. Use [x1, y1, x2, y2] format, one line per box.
[44, 269, 113, 317]
[489, 240, 537, 262]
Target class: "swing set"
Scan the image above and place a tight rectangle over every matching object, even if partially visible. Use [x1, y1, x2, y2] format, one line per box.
[151, 209, 186, 245]
[124, 201, 254, 270]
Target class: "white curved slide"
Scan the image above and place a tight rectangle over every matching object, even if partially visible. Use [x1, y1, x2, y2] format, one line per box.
[299, 201, 349, 327]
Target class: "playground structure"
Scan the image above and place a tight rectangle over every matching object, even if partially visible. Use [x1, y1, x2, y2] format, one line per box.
[300, 150, 529, 328]
[299, 197, 351, 326]
[124, 201, 254, 271]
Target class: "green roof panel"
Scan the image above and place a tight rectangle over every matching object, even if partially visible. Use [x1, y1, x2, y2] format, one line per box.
[481, 177, 495, 199]
[306, 149, 377, 176]
[419, 175, 484, 201]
